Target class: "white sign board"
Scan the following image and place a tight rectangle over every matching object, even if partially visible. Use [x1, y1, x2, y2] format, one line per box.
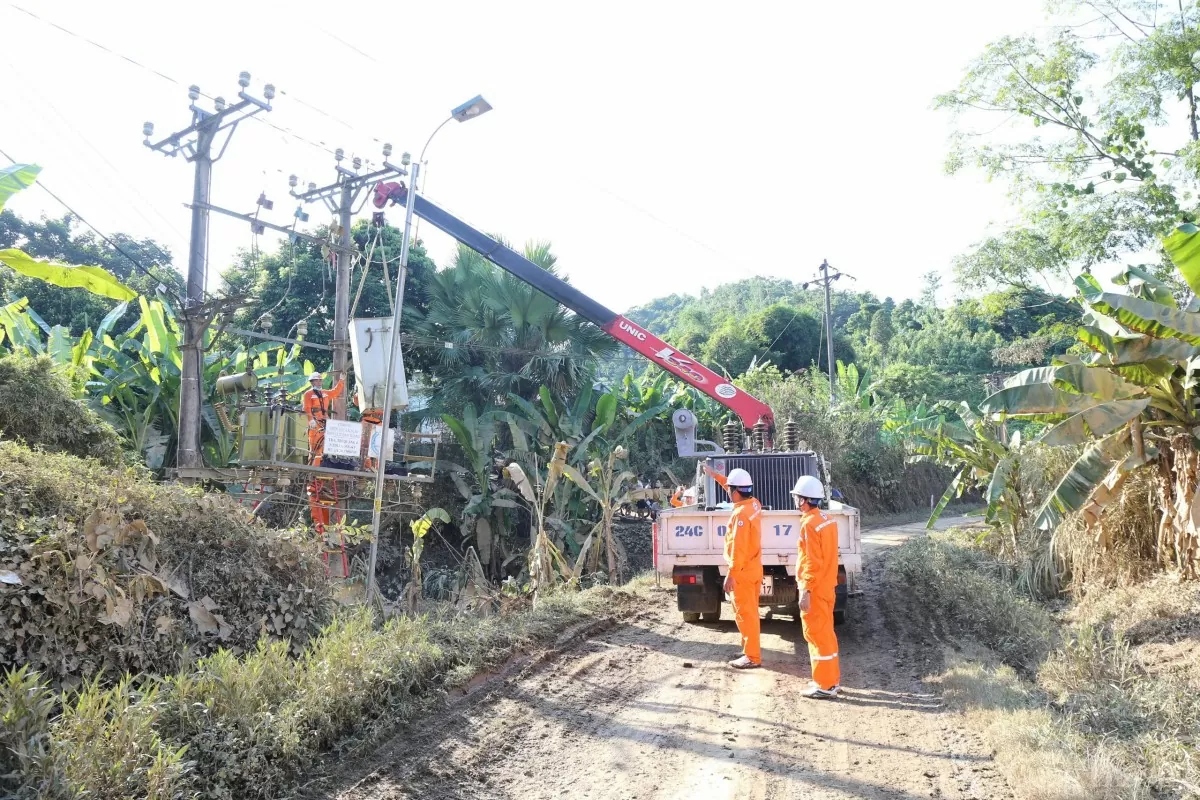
[367, 426, 396, 459]
[322, 419, 364, 458]
[349, 318, 409, 411]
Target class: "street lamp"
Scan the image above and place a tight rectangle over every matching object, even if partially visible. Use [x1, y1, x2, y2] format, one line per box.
[364, 95, 493, 599]
[420, 93, 494, 164]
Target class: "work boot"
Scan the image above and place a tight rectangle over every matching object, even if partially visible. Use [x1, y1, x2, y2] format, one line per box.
[800, 681, 840, 699]
[728, 655, 761, 670]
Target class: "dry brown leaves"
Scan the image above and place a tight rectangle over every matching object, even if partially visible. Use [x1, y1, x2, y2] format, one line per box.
[0, 440, 334, 688]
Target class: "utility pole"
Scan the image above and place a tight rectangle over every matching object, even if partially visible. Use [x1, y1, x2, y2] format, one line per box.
[289, 146, 409, 419]
[803, 259, 854, 407]
[144, 72, 274, 470]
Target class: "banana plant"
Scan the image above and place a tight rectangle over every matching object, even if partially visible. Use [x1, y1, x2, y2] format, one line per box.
[505, 444, 573, 597]
[906, 401, 1034, 553]
[968, 230, 1200, 574]
[562, 444, 637, 583]
[441, 404, 523, 570]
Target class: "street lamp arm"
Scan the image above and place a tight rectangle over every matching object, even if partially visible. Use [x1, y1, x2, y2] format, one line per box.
[419, 116, 454, 164]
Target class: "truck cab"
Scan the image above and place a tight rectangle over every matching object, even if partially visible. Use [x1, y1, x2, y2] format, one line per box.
[654, 452, 861, 625]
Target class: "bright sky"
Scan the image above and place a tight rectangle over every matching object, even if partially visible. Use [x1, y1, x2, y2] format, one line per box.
[1, 0, 1052, 313]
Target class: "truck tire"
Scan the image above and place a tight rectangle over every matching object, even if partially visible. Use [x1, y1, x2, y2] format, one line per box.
[682, 612, 702, 623]
[833, 608, 846, 626]
[701, 608, 722, 622]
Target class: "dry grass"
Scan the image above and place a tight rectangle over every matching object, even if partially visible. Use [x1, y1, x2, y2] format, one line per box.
[885, 535, 1200, 799]
[1, 584, 641, 799]
[937, 651, 1145, 800]
[881, 534, 1053, 672]
[0, 439, 332, 687]
[1054, 467, 1161, 592]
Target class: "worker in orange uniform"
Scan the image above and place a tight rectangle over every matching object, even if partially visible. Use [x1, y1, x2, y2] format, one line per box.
[704, 463, 763, 670]
[302, 370, 344, 465]
[791, 475, 841, 698]
[669, 486, 685, 508]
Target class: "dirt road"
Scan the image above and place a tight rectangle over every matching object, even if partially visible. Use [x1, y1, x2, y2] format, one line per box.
[328, 517, 1007, 800]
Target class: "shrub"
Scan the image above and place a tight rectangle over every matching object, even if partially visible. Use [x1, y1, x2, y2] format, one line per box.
[0, 440, 333, 687]
[0, 585, 635, 799]
[882, 535, 1054, 672]
[0, 354, 123, 464]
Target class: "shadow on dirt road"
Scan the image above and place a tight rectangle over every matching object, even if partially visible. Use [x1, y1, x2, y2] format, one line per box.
[317, 529, 1010, 800]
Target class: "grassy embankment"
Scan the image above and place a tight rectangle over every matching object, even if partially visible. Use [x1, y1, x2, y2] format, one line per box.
[0, 435, 640, 799]
[883, 532, 1200, 799]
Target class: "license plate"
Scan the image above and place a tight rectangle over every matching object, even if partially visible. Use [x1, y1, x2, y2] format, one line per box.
[760, 575, 774, 595]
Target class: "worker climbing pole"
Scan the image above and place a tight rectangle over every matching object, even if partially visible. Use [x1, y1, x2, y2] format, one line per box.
[302, 369, 350, 576]
[302, 370, 344, 465]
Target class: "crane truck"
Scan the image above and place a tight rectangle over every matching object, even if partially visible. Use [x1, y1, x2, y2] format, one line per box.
[373, 181, 862, 624]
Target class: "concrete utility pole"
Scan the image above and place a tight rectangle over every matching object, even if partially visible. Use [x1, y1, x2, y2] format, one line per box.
[144, 73, 274, 469]
[289, 146, 409, 419]
[803, 259, 854, 408]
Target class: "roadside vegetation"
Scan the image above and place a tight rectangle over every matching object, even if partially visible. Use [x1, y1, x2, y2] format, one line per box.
[7, 0, 1200, 795]
[877, 2, 1200, 796]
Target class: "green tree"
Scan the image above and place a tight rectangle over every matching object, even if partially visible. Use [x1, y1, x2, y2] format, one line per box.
[0, 211, 181, 334]
[415, 240, 615, 418]
[938, 5, 1200, 294]
[747, 304, 822, 372]
[872, 362, 946, 404]
[221, 219, 435, 373]
[868, 308, 896, 366]
[703, 319, 765, 376]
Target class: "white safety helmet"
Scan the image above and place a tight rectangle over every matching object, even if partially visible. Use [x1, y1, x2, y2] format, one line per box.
[790, 475, 824, 502]
[725, 468, 754, 489]
[308, 371, 323, 382]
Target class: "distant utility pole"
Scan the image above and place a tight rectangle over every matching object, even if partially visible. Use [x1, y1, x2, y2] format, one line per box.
[802, 259, 854, 407]
[143, 72, 274, 470]
[289, 146, 408, 419]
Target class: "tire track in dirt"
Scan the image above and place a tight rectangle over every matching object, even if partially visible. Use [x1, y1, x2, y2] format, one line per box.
[323, 556, 1010, 800]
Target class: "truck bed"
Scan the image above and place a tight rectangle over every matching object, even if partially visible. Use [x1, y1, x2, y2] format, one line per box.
[655, 503, 862, 592]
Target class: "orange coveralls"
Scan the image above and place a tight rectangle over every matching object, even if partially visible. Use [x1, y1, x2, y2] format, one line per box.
[670, 488, 684, 508]
[302, 378, 344, 465]
[715, 473, 763, 664]
[798, 506, 841, 689]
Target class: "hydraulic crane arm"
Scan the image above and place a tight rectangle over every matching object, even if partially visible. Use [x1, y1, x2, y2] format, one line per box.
[381, 183, 774, 430]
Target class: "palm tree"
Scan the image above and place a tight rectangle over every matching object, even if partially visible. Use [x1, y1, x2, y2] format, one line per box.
[414, 239, 616, 418]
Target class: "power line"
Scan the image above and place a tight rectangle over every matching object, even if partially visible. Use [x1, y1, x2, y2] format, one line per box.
[0, 145, 185, 307]
[1, 53, 191, 251]
[3, 3, 383, 160]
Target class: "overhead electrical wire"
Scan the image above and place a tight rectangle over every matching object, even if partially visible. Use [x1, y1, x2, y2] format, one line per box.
[0, 145, 186, 307]
[3, 3, 386, 161]
[2, 53, 191, 251]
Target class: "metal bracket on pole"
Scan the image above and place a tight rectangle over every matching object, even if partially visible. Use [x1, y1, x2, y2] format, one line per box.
[186, 201, 355, 254]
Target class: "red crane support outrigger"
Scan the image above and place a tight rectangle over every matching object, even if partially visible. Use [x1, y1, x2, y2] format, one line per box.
[372, 181, 775, 435]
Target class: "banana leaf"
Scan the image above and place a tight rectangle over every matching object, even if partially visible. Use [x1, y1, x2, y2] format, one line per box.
[1112, 264, 1177, 307]
[0, 249, 137, 302]
[594, 392, 618, 431]
[0, 164, 40, 213]
[927, 465, 967, 529]
[1049, 364, 1140, 400]
[1034, 433, 1127, 531]
[985, 455, 1016, 524]
[1038, 398, 1150, 446]
[980, 383, 1100, 416]
[0, 298, 43, 354]
[1162, 222, 1200, 296]
[1075, 273, 1200, 344]
[47, 326, 72, 365]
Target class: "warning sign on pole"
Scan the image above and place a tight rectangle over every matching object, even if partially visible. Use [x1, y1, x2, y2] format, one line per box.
[322, 420, 363, 458]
